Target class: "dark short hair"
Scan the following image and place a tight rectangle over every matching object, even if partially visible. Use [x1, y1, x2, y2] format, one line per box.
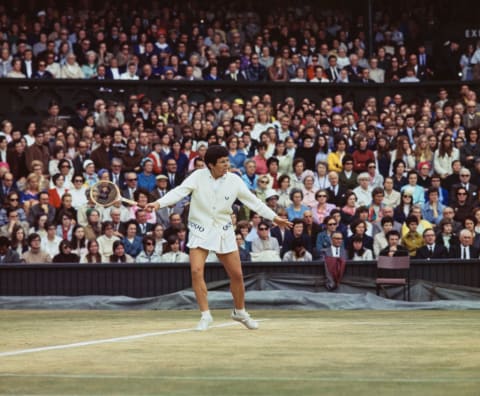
[28, 233, 41, 245]
[0, 236, 10, 247]
[386, 230, 400, 240]
[142, 235, 155, 248]
[381, 216, 394, 226]
[406, 215, 419, 225]
[204, 145, 229, 166]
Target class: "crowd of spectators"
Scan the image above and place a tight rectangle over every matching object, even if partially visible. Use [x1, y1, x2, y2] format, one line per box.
[0, 80, 480, 263]
[0, 1, 478, 82]
[1, 2, 480, 265]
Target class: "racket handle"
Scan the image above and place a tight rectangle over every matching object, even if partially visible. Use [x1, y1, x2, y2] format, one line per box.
[120, 197, 138, 206]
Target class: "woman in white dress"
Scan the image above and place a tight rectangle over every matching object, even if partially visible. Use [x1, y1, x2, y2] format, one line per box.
[148, 145, 292, 331]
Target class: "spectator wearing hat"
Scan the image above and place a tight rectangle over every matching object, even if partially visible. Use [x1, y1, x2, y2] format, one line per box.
[150, 174, 169, 201]
[137, 158, 156, 191]
[353, 173, 372, 207]
[264, 189, 281, 216]
[70, 102, 89, 130]
[90, 132, 113, 171]
[82, 159, 98, 187]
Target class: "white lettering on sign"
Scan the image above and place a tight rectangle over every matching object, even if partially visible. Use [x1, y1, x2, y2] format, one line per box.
[465, 29, 480, 38]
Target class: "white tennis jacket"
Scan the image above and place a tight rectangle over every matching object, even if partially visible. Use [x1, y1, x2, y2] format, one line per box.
[156, 169, 276, 239]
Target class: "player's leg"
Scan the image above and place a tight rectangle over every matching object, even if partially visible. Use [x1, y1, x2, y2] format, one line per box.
[217, 250, 258, 330]
[189, 247, 212, 330]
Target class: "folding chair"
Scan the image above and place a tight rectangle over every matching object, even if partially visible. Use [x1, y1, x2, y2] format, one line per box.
[375, 255, 411, 301]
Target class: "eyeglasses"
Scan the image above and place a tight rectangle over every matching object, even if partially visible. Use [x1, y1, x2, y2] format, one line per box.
[74, 179, 83, 183]
[61, 165, 70, 169]
[145, 242, 154, 246]
[258, 227, 269, 231]
[403, 195, 412, 198]
[317, 194, 327, 198]
[259, 180, 268, 184]
[460, 174, 470, 177]
[9, 198, 19, 201]
[128, 178, 137, 181]
[457, 192, 467, 195]
[328, 222, 337, 226]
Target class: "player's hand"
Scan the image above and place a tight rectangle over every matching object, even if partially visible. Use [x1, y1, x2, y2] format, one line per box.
[146, 202, 160, 212]
[273, 216, 293, 228]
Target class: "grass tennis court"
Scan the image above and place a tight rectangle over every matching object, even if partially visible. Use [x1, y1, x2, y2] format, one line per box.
[0, 310, 479, 396]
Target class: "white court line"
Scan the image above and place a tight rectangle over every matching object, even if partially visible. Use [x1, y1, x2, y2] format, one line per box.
[0, 320, 268, 358]
[0, 373, 479, 384]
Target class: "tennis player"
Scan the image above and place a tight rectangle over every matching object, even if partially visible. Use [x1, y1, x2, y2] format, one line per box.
[147, 145, 292, 331]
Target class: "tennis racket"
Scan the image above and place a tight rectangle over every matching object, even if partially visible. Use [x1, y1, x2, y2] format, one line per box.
[90, 181, 137, 207]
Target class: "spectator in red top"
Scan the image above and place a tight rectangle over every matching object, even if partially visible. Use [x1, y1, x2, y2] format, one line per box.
[253, 142, 268, 175]
[352, 135, 375, 173]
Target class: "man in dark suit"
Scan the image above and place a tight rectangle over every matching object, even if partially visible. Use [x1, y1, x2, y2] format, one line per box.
[417, 45, 434, 79]
[343, 54, 363, 82]
[449, 229, 479, 259]
[121, 172, 138, 201]
[0, 172, 19, 205]
[379, 230, 409, 257]
[450, 168, 478, 205]
[163, 158, 184, 190]
[408, 53, 429, 81]
[109, 157, 125, 190]
[325, 55, 340, 82]
[415, 229, 448, 259]
[327, 171, 348, 207]
[72, 140, 90, 175]
[135, 209, 154, 237]
[223, 61, 246, 81]
[270, 224, 293, 253]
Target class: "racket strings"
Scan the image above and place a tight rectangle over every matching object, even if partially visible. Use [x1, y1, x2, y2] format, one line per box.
[91, 182, 118, 206]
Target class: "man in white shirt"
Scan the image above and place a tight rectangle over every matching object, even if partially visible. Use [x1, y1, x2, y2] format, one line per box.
[120, 62, 139, 80]
[41, 223, 62, 258]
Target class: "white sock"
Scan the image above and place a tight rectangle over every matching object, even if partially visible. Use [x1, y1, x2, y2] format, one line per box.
[201, 310, 212, 318]
[235, 308, 246, 315]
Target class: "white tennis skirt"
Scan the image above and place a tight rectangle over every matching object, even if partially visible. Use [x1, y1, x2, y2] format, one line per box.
[187, 228, 237, 254]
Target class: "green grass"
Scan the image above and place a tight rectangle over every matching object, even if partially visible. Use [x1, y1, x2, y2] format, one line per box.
[0, 310, 479, 395]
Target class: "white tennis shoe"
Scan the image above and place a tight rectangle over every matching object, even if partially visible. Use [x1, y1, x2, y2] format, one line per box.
[231, 310, 259, 330]
[196, 315, 213, 331]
